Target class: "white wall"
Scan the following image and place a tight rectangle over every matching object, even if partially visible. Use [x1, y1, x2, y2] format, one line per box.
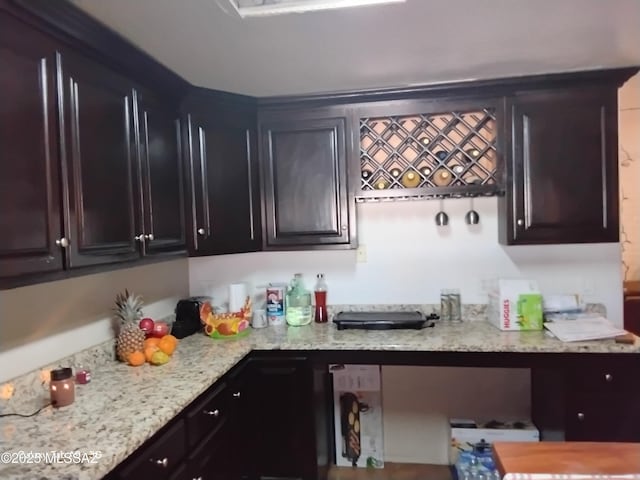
[189, 198, 622, 463]
[0, 259, 189, 382]
[620, 73, 640, 281]
[190, 198, 623, 323]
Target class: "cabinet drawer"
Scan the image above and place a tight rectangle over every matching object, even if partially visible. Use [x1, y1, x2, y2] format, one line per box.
[120, 420, 186, 480]
[568, 365, 640, 393]
[186, 381, 231, 447]
[566, 393, 640, 442]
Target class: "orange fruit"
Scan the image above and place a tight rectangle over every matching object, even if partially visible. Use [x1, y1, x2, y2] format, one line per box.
[162, 334, 178, 348]
[158, 336, 176, 356]
[217, 322, 233, 336]
[144, 345, 159, 362]
[144, 337, 161, 349]
[127, 351, 145, 367]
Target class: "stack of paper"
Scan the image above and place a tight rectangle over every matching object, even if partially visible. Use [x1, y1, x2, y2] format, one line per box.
[544, 316, 627, 342]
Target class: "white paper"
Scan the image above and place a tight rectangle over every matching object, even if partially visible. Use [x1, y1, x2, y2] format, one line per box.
[544, 317, 626, 342]
[228, 283, 248, 312]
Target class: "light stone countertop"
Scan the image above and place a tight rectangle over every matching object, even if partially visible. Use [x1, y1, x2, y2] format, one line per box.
[1, 320, 638, 480]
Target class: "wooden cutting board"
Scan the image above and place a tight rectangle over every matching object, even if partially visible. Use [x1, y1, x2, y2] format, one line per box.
[493, 442, 640, 478]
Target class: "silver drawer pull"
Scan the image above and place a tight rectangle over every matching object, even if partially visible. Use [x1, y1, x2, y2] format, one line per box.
[203, 409, 220, 417]
[577, 412, 585, 421]
[604, 373, 613, 382]
[232, 391, 241, 398]
[193, 477, 203, 480]
[153, 457, 168, 468]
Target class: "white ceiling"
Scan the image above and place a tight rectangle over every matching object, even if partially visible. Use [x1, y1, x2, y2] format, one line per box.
[71, 0, 640, 97]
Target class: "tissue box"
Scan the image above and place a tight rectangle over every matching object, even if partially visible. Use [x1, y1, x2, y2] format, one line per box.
[330, 364, 384, 468]
[488, 279, 543, 331]
[450, 418, 539, 464]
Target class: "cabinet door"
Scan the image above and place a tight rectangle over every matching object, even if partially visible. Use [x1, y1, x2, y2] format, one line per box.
[57, 50, 139, 267]
[240, 357, 317, 479]
[566, 393, 640, 442]
[0, 12, 63, 279]
[134, 91, 186, 255]
[119, 420, 187, 480]
[506, 88, 618, 244]
[260, 113, 351, 248]
[186, 113, 260, 255]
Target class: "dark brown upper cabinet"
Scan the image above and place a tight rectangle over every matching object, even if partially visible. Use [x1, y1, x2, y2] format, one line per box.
[0, 10, 63, 280]
[183, 90, 261, 256]
[57, 49, 140, 267]
[500, 87, 619, 245]
[0, 6, 187, 289]
[132, 90, 186, 256]
[259, 107, 354, 249]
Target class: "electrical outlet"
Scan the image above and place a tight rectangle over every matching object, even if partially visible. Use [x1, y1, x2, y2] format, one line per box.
[356, 245, 367, 263]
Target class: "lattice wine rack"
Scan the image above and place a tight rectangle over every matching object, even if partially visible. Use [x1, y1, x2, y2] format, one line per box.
[359, 108, 500, 200]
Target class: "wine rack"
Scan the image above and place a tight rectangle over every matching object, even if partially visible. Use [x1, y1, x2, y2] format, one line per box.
[359, 108, 500, 200]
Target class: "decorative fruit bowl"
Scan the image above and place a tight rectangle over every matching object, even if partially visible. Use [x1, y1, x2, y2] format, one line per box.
[200, 300, 251, 340]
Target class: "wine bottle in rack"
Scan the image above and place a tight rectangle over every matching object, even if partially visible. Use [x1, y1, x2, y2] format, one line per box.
[433, 168, 452, 186]
[401, 170, 420, 188]
[374, 177, 389, 190]
[435, 150, 449, 163]
[465, 148, 480, 161]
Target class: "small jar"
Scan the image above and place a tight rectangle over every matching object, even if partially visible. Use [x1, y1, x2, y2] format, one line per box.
[50, 368, 75, 408]
[75, 364, 91, 384]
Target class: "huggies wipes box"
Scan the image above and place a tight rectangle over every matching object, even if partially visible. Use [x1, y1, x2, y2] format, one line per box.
[488, 279, 543, 331]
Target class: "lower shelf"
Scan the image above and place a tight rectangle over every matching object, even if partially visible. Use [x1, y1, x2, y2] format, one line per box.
[328, 462, 453, 480]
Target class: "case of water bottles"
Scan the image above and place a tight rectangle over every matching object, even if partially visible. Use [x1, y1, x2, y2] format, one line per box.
[454, 449, 502, 480]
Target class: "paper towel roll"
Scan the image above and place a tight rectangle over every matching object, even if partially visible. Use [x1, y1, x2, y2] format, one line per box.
[229, 283, 248, 313]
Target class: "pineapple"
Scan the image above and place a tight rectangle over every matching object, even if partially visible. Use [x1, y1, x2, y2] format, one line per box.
[114, 290, 145, 362]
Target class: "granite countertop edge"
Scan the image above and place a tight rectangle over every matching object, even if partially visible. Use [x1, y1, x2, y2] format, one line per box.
[1, 319, 638, 480]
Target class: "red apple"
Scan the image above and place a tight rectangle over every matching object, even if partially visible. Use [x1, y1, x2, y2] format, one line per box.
[139, 317, 155, 336]
[152, 321, 170, 338]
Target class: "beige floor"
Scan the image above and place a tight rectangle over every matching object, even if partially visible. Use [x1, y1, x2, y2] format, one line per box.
[329, 463, 453, 480]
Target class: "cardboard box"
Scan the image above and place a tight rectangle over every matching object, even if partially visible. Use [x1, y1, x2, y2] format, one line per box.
[488, 279, 543, 331]
[330, 364, 384, 468]
[450, 418, 539, 464]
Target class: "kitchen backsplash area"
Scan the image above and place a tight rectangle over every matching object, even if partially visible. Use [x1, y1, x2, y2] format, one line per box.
[0, 259, 189, 383]
[189, 197, 624, 324]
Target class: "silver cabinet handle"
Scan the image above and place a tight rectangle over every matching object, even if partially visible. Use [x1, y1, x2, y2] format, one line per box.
[577, 412, 585, 421]
[604, 373, 613, 382]
[203, 409, 219, 417]
[245, 129, 255, 241]
[135, 234, 145, 242]
[197, 228, 206, 236]
[193, 477, 203, 480]
[341, 225, 348, 231]
[516, 219, 524, 226]
[144, 233, 154, 241]
[232, 391, 241, 398]
[153, 457, 168, 468]
[55, 237, 69, 248]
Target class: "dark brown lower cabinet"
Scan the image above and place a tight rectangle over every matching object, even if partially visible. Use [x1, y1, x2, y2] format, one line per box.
[118, 420, 187, 480]
[532, 360, 640, 442]
[109, 354, 328, 480]
[238, 356, 328, 480]
[565, 393, 640, 442]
